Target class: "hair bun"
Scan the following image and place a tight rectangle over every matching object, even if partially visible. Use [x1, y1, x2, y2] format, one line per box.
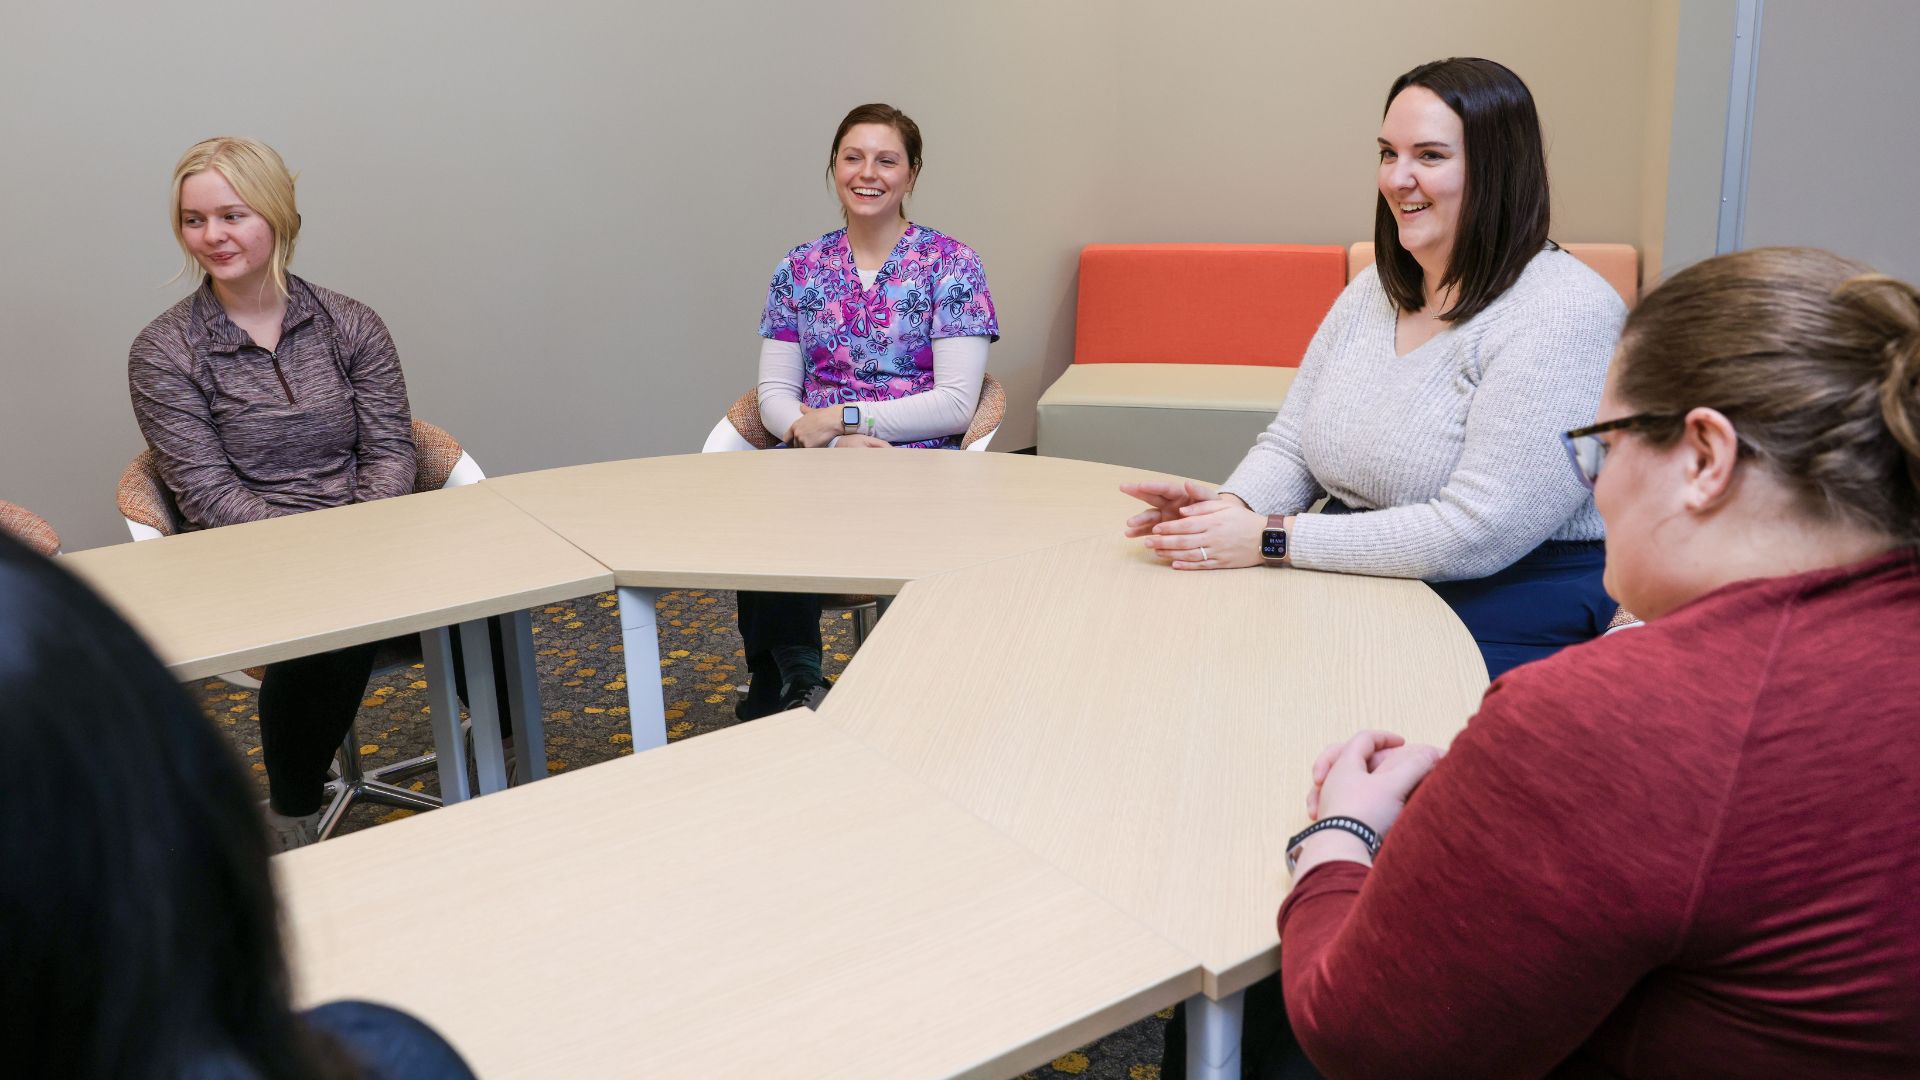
[1837, 274, 1920, 463]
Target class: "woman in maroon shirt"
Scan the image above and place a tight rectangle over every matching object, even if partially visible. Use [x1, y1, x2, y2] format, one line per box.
[1266, 247, 1920, 1078]
[128, 137, 417, 852]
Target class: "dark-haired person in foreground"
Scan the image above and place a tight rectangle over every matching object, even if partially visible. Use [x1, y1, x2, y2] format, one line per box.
[1124, 57, 1624, 679]
[1279, 247, 1920, 1077]
[0, 532, 475, 1080]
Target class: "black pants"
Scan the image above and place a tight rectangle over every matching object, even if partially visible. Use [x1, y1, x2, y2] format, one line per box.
[258, 619, 511, 816]
[1161, 974, 1323, 1080]
[735, 591, 823, 661]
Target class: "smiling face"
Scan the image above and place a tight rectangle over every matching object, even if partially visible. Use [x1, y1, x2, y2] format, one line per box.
[1377, 86, 1467, 268]
[177, 169, 275, 297]
[833, 123, 915, 223]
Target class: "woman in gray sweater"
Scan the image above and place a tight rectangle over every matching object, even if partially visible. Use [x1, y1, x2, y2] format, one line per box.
[1125, 58, 1625, 680]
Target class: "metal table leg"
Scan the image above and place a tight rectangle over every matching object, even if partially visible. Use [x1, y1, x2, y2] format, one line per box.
[616, 585, 667, 752]
[498, 610, 546, 782]
[454, 617, 510, 794]
[1186, 990, 1245, 1080]
[420, 626, 473, 803]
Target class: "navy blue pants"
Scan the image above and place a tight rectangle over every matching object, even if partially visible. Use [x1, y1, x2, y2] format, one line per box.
[1429, 539, 1614, 680]
[306, 1000, 476, 1080]
[1321, 500, 1613, 680]
[180, 1001, 476, 1079]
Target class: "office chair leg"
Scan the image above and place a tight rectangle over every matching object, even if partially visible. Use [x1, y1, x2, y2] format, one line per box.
[316, 721, 444, 841]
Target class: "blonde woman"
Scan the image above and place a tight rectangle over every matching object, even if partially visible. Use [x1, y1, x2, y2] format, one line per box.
[129, 137, 415, 850]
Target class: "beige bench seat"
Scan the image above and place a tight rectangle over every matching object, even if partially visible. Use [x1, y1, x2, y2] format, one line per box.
[1037, 362, 1295, 483]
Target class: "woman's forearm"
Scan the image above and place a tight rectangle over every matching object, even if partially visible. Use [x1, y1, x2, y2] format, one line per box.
[860, 336, 988, 443]
[756, 337, 806, 443]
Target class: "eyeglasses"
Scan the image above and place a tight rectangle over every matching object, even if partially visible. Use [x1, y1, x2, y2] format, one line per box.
[1560, 413, 1682, 490]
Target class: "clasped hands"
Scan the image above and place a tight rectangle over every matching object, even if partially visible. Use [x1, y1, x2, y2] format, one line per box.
[1294, 730, 1444, 877]
[1120, 480, 1264, 569]
[789, 404, 889, 449]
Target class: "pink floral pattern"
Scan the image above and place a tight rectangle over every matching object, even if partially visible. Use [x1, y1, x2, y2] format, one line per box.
[760, 224, 998, 449]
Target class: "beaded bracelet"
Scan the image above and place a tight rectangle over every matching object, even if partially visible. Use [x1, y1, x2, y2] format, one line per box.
[1285, 815, 1381, 874]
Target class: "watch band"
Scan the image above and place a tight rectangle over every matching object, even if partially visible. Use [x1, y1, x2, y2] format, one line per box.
[1285, 815, 1381, 873]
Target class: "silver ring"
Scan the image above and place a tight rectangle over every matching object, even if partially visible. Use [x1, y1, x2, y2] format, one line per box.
[1199, 546, 1210, 563]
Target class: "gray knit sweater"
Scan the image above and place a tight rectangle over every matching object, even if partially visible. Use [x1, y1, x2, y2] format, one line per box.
[1220, 247, 1625, 582]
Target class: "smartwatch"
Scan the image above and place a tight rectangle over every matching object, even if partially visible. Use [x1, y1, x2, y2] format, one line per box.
[841, 404, 862, 435]
[1260, 515, 1289, 567]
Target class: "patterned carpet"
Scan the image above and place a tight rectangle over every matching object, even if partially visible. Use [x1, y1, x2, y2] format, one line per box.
[195, 588, 1174, 1080]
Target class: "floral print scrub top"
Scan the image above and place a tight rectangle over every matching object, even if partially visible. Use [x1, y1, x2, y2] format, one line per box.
[759, 223, 998, 449]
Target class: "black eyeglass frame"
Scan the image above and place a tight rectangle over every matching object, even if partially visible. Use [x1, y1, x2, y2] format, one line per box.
[1559, 412, 1684, 490]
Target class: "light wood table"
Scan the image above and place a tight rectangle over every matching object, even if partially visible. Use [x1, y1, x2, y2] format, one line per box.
[277, 711, 1199, 1079]
[63, 483, 614, 799]
[484, 451, 1180, 752]
[813, 533, 1489, 1078]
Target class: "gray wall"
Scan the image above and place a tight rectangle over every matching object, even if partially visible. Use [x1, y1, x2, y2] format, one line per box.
[1644, 0, 1743, 282]
[3, 0, 1660, 551]
[1741, 0, 1920, 282]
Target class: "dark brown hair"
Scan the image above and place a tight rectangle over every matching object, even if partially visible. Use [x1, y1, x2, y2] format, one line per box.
[826, 103, 923, 220]
[1616, 246, 1920, 541]
[1375, 58, 1551, 323]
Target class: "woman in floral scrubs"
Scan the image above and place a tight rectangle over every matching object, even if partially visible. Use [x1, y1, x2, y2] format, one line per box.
[737, 102, 999, 718]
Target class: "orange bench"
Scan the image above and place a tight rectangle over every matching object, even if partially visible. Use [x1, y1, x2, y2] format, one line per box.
[1037, 241, 1639, 482]
[1346, 241, 1641, 306]
[1072, 243, 1348, 366]
[1038, 244, 1344, 480]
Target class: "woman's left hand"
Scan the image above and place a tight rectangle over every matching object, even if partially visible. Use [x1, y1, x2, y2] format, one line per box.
[1141, 500, 1266, 570]
[789, 404, 845, 448]
[831, 434, 891, 449]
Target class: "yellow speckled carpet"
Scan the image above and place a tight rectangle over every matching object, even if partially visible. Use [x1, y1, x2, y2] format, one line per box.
[196, 589, 1173, 1080]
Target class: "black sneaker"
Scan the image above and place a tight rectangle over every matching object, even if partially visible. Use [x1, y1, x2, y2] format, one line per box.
[779, 677, 830, 712]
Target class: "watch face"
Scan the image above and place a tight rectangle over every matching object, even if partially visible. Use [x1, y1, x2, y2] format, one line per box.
[841, 405, 860, 426]
[1261, 529, 1288, 560]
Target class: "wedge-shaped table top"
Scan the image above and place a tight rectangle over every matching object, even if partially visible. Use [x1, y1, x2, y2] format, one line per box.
[483, 451, 1178, 593]
[62, 483, 612, 681]
[815, 533, 1489, 999]
[276, 712, 1198, 1079]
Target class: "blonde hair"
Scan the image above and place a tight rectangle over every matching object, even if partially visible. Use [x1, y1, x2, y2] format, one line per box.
[170, 137, 300, 299]
[1617, 247, 1920, 541]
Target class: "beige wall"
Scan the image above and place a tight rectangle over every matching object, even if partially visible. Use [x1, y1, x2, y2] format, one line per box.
[2, 0, 1659, 551]
[1637, 0, 1683, 280]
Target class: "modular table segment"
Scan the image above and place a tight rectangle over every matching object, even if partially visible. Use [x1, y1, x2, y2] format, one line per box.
[483, 451, 1188, 751]
[482, 451, 1178, 594]
[277, 712, 1200, 1079]
[811, 533, 1488, 1077]
[62, 484, 615, 798]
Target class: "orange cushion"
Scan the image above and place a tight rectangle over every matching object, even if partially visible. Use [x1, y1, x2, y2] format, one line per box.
[1347, 241, 1640, 306]
[1074, 244, 1347, 367]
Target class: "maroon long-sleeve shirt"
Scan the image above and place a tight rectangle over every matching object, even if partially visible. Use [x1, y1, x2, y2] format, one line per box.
[129, 276, 414, 531]
[1279, 547, 1920, 1078]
